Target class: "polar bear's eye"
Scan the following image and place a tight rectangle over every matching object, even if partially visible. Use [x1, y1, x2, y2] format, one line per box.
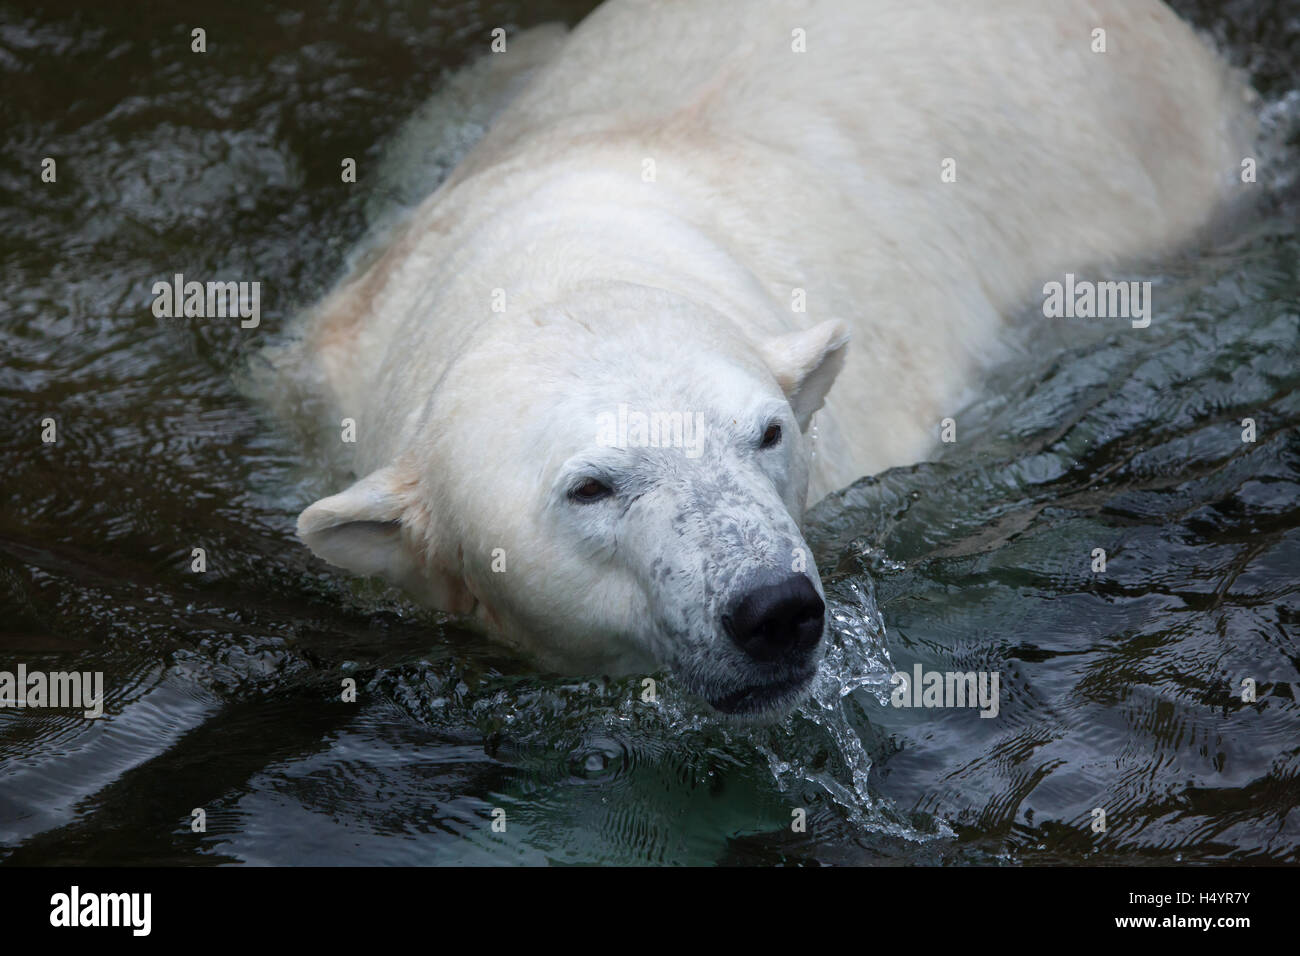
[760, 422, 782, 449]
[570, 478, 613, 503]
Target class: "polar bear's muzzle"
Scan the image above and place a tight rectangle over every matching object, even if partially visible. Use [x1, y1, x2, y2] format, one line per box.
[697, 573, 825, 716]
[622, 460, 828, 718]
[722, 574, 824, 666]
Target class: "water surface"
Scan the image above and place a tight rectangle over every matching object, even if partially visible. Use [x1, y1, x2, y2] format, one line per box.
[1, 0, 1297, 865]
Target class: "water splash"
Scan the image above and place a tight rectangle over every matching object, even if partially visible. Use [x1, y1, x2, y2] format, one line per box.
[738, 547, 953, 839]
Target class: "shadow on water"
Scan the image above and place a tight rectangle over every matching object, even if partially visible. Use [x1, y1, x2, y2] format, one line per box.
[1, 0, 1297, 864]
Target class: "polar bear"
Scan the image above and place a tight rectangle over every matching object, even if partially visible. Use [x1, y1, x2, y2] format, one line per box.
[283, 0, 1252, 714]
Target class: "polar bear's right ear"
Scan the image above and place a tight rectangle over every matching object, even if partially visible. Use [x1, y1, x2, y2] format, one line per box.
[758, 319, 850, 431]
[297, 464, 473, 613]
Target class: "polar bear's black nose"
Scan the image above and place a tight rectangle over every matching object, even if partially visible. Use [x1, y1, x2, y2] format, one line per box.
[724, 575, 825, 664]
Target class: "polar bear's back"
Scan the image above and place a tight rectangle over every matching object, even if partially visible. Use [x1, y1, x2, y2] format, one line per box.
[469, 0, 1247, 262]
[452, 0, 1251, 485]
[282, 0, 1254, 490]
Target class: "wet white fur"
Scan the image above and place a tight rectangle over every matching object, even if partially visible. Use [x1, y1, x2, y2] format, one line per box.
[279, 0, 1253, 693]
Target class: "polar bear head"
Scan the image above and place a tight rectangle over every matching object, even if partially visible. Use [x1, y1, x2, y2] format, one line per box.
[298, 286, 848, 717]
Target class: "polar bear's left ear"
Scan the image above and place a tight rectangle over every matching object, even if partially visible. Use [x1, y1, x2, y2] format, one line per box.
[758, 319, 850, 430]
[297, 463, 473, 613]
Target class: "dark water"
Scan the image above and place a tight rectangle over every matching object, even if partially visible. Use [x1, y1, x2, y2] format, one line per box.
[1, 0, 1297, 865]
